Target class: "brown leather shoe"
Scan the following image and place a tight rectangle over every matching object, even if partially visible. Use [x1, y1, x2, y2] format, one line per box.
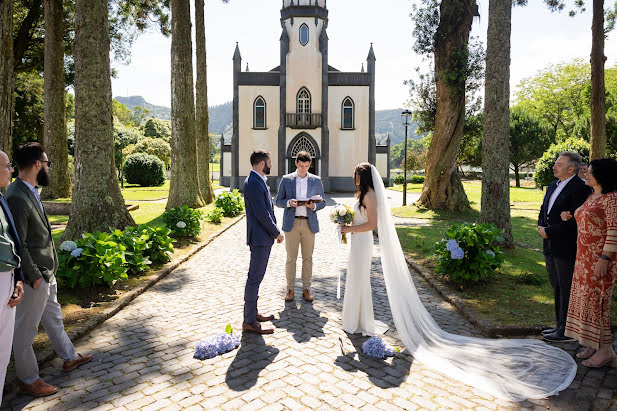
[19, 378, 58, 397]
[303, 288, 314, 302]
[62, 353, 93, 372]
[256, 313, 274, 322]
[242, 321, 274, 334]
[284, 289, 294, 301]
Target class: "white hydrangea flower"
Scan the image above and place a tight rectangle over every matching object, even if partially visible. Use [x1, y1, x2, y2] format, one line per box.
[176, 221, 187, 229]
[59, 241, 78, 252]
[335, 205, 347, 215]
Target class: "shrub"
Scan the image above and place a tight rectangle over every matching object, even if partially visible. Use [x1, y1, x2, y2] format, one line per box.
[132, 137, 172, 169]
[394, 174, 405, 184]
[214, 190, 244, 217]
[433, 223, 504, 284]
[163, 205, 204, 237]
[410, 175, 425, 184]
[123, 153, 166, 187]
[111, 229, 151, 275]
[534, 138, 589, 188]
[57, 232, 128, 288]
[206, 207, 224, 224]
[141, 226, 175, 263]
[144, 118, 172, 142]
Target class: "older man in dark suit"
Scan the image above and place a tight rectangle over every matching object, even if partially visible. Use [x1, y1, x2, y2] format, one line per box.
[242, 149, 284, 334]
[538, 151, 590, 342]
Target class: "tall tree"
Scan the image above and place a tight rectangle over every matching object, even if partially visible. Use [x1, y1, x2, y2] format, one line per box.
[509, 106, 552, 187]
[480, 0, 513, 247]
[63, 0, 134, 239]
[0, 0, 13, 156]
[415, 0, 477, 211]
[166, 0, 202, 209]
[194, 0, 214, 204]
[41, 0, 71, 199]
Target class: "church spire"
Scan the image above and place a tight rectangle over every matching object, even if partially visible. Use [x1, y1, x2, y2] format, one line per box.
[367, 43, 375, 62]
[233, 42, 241, 61]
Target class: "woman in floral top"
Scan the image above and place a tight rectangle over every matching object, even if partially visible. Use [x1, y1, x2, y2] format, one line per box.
[561, 158, 617, 368]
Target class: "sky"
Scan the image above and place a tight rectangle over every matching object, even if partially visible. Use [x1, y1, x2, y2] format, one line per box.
[110, 0, 617, 111]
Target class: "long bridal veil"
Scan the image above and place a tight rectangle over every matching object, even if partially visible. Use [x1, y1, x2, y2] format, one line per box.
[370, 165, 576, 401]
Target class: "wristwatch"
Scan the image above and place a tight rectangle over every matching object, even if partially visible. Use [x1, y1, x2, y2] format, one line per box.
[600, 254, 611, 261]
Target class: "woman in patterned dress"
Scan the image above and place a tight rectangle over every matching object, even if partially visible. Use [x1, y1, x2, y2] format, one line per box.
[561, 158, 617, 368]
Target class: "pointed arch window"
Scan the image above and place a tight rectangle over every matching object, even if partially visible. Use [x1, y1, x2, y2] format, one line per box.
[253, 96, 266, 129]
[296, 88, 312, 127]
[342, 97, 354, 129]
[299, 23, 309, 46]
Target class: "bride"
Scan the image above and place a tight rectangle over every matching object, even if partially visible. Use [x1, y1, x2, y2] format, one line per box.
[340, 162, 577, 402]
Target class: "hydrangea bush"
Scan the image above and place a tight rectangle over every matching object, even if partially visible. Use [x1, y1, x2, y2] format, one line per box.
[214, 190, 244, 217]
[163, 205, 203, 237]
[434, 223, 504, 284]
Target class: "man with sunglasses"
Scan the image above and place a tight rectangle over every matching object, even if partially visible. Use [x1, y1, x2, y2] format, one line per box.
[6, 143, 92, 397]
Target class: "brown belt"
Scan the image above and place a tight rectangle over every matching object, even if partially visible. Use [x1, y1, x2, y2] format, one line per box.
[295, 216, 308, 219]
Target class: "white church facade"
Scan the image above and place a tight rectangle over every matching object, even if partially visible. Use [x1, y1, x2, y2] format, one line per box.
[220, 0, 390, 192]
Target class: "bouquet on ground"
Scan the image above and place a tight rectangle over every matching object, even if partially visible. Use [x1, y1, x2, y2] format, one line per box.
[362, 337, 399, 359]
[194, 324, 240, 360]
[330, 203, 354, 244]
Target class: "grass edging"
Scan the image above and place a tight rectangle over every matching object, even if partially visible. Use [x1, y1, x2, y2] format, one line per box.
[405, 256, 549, 338]
[16, 214, 246, 380]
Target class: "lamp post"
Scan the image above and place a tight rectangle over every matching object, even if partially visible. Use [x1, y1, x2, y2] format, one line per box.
[401, 109, 412, 206]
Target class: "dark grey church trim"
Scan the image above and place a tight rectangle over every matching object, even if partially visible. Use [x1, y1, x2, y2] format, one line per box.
[376, 141, 391, 184]
[319, 26, 330, 193]
[232, 44, 241, 190]
[238, 72, 280, 86]
[329, 177, 355, 192]
[280, 5, 328, 22]
[278, 24, 290, 179]
[367, 44, 376, 165]
[328, 72, 371, 86]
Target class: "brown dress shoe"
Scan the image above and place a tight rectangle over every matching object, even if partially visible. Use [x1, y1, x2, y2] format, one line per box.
[256, 313, 274, 322]
[303, 288, 314, 302]
[19, 378, 58, 397]
[284, 289, 294, 301]
[242, 322, 274, 334]
[63, 353, 93, 372]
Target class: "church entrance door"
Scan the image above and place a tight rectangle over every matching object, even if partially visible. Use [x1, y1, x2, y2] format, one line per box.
[288, 133, 319, 175]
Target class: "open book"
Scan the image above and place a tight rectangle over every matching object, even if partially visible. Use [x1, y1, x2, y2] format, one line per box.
[297, 195, 323, 206]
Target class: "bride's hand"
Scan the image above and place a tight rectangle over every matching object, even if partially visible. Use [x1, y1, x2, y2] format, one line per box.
[341, 225, 353, 235]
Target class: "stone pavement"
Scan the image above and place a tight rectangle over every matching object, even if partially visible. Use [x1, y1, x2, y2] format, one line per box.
[2, 195, 616, 410]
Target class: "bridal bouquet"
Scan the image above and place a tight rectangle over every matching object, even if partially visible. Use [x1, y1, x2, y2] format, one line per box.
[194, 325, 240, 360]
[362, 337, 399, 359]
[330, 204, 354, 244]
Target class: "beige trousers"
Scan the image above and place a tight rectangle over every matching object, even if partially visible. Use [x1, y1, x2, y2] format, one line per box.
[285, 219, 315, 290]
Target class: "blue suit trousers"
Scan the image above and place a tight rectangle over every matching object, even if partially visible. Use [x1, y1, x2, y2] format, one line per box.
[244, 245, 272, 324]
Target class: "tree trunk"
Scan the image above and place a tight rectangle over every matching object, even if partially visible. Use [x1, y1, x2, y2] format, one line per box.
[417, 0, 474, 211]
[513, 164, 520, 188]
[589, 0, 606, 160]
[480, 0, 513, 247]
[41, 0, 71, 199]
[0, 0, 13, 158]
[63, 0, 134, 240]
[167, 0, 203, 209]
[195, 0, 214, 204]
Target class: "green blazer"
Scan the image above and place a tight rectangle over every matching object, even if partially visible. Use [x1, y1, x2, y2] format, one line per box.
[5, 178, 58, 286]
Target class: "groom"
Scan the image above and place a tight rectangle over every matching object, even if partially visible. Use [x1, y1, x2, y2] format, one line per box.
[242, 149, 284, 334]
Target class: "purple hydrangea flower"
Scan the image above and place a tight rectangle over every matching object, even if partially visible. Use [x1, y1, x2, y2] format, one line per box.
[60, 241, 77, 252]
[450, 247, 465, 260]
[362, 337, 397, 359]
[446, 239, 459, 252]
[194, 332, 240, 360]
[70, 248, 83, 258]
[194, 339, 218, 360]
[486, 249, 496, 258]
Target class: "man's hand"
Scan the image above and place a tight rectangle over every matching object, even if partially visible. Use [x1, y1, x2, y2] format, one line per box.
[33, 277, 43, 290]
[560, 211, 573, 221]
[289, 199, 298, 208]
[538, 226, 548, 239]
[8, 280, 23, 307]
[276, 233, 284, 243]
[594, 259, 609, 278]
[306, 200, 315, 210]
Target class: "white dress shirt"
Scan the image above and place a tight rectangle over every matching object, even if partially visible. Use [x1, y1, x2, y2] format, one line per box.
[291, 172, 308, 217]
[547, 174, 575, 213]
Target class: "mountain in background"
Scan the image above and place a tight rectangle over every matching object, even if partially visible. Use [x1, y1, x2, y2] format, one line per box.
[115, 96, 420, 144]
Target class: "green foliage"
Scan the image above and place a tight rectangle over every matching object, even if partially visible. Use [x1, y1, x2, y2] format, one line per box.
[514, 270, 547, 286]
[163, 206, 204, 237]
[394, 174, 406, 184]
[122, 225, 174, 264]
[12, 72, 44, 150]
[57, 232, 128, 288]
[214, 190, 244, 217]
[533, 138, 590, 187]
[111, 229, 151, 275]
[509, 105, 553, 179]
[123, 153, 166, 187]
[434, 223, 505, 284]
[144, 118, 172, 142]
[206, 207, 224, 224]
[132, 137, 172, 168]
[459, 113, 483, 167]
[410, 175, 425, 184]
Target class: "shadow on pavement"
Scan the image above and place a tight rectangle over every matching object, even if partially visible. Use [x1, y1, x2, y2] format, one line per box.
[225, 333, 279, 391]
[272, 301, 328, 343]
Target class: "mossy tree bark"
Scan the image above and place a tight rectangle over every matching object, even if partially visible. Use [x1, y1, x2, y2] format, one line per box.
[63, 0, 134, 240]
[480, 0, 514, 247]
[41, 0, 71, 200]
[166, 0, 203, 209]
[589, 0, 606, 160]
[195, 0, 214, 204]
[0, 0, 13, 158]
[417, 0, 474, 211]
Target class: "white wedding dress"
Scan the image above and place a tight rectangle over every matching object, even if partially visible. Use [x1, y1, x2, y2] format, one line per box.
[343, 165, 577, 402]
[342, 202, 389, 336]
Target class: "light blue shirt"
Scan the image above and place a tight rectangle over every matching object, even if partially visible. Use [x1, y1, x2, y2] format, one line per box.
[21, 179, 44, 213]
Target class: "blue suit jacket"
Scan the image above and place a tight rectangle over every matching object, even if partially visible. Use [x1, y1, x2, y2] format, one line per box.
[275, 173, 325, 233]
[0, 195, 24, 285]
[244, 171, 280, 246]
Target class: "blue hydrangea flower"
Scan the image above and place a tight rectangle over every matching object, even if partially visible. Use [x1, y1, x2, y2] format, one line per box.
[70, 248, 83, 258]
[213, 332, 240, 354]
[485, 249, 496, 258]
[450, 247, 465, 260]
[194, 339, 218, 360]
[194, 332, 240, 360]
[362, 337, 397, 359]
[60, 241, 77, 252]
[446, 239, 459, 252]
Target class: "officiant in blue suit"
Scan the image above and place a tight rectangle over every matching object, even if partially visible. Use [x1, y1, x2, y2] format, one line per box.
[275, 151, 326, 303]
[242, 150, 283, 335]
